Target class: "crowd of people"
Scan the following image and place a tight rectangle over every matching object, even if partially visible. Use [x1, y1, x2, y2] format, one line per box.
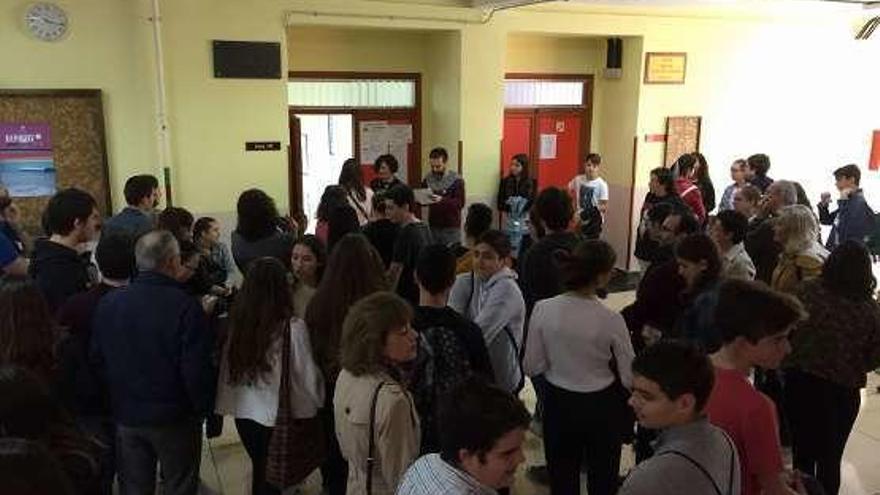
[1, 147, 879, 495]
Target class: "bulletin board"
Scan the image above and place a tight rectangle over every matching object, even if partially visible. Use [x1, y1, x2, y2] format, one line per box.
[0, 90, 111, 237]
[664, 116, 702, 167]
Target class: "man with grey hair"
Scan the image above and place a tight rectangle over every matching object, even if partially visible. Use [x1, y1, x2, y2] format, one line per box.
[91, 230, 213, 495]
[745, 180, 797, 284]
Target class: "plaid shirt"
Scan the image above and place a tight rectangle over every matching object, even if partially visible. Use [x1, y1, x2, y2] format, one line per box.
[396, 454, 496, 495]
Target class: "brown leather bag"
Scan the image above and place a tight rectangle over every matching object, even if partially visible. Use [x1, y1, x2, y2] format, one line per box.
[266, 321, 327, 489]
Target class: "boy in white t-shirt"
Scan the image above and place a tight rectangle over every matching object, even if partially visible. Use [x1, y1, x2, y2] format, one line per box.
[568, 153, 609, 239]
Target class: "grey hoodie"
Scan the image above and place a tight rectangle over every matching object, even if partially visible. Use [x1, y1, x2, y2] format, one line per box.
[448, 267, 525, 394]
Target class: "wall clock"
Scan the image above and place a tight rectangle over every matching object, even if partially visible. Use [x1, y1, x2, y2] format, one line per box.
[25, 3, 69, 42]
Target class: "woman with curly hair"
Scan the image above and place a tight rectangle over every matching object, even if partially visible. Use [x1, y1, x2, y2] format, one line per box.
[785, 241, 880, 495]
[334, 291, 420, 495]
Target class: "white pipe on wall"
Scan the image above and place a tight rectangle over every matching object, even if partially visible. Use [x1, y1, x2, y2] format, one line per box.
[150, 0, 173, 204]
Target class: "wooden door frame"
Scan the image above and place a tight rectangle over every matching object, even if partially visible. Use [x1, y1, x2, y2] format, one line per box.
[287, 72, 422, 214]
[502, 73, 594, 173]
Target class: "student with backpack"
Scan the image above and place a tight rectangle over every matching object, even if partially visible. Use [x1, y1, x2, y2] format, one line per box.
[410, 244, 494, 454]
[449, 230, 526, 396]
[620, 340, 740, 495]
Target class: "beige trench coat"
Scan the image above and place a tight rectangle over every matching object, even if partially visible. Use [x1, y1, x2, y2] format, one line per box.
[333, 369, 420, 495]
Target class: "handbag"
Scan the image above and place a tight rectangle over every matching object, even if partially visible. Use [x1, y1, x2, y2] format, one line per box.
[366, 381, 388, 495]
[266, 321, 327, 489]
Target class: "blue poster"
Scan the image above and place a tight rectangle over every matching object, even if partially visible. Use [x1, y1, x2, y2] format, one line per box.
[0, 123, 57, 197]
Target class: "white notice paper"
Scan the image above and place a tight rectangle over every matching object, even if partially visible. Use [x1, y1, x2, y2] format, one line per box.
[360, 121, 390, 166]
[540, 134, 557, 159]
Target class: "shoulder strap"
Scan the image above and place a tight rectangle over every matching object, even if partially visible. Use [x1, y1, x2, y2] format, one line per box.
[657, 429, 737, 495]
[366, 381, 388, 495]
[349, 190, 369, 220]
[721, 430, 736, 495]
[658, 450, 723, 495]
[276, 320, 292, 414]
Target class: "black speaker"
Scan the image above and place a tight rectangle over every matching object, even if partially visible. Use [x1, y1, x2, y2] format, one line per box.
[212, 40, 281, 79]
[606, 38, 623, 69]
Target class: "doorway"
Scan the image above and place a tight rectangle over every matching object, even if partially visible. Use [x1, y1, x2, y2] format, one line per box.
[292, 114, 353, 233]
[500, 75, 593, 191]
[287, 73, 422, 227]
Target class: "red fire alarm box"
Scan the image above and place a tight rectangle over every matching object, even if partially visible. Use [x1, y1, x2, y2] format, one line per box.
[871, 130, 880, 171]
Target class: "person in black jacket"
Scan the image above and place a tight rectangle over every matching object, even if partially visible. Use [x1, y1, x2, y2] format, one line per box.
[634, 168, 688, 270]
[744, 180, 797, 284]
[498, 154, 537, 218]
[692, 152, 716, 214]
[517, 187, 579, 484]
[818, 164, 875, 250]
[519, 187, 580, 317]
[745, 153, 774, 193]
[411, 244, 494, 454]
[91, 230, 213, 495]
[56, 232, 135, 495]
[30, 188, 101, 313]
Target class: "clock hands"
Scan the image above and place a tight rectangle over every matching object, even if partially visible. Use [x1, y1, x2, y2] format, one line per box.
[27, 15, 65, 27]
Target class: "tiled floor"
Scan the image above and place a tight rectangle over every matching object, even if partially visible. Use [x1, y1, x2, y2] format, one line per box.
[198, 291, 880, 495]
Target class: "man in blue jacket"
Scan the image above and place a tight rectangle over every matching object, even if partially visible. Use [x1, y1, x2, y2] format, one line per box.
[91, 230, 213, 495]
[819, 164, 875, 250]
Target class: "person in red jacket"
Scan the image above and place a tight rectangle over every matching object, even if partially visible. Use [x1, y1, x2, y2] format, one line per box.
[673, 154, 707, 224]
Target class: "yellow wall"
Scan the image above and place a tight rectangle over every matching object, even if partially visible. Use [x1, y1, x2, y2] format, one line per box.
[0, 0, 158, 209]
[5, 0, 880, 265]
[287, 26, 462, 177]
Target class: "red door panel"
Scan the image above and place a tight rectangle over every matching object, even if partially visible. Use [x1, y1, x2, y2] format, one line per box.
[501, 114, 533, 178]
[537, 113, 582, 191]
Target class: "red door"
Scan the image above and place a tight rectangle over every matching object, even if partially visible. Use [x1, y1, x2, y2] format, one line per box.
[501, 113, 533, 178]
[536, 112, 582, 191]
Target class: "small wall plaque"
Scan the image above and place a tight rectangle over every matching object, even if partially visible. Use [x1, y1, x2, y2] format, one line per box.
[645, 52, 687, 84]
[245, 141, 281, 151]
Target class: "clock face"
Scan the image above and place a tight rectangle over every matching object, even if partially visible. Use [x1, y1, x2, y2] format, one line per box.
[25, 3, 68, 42]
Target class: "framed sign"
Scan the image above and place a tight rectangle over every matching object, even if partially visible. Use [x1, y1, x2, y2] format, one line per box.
[665, 116, 702, 166]
[645, 52, 687, 84]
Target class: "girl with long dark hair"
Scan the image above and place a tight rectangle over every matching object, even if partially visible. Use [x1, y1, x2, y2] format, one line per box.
[289, 235, 326, 317]
[304, 234, 388, 495]
[497, 154, 537, 258]
[232, 189, 296, 274]
[338, 159, 374, 226]
[673, 234, 724, 351]
[215, 257, 323, 495]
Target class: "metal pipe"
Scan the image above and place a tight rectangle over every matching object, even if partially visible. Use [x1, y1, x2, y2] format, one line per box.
[286, 0, 568, 26]
[150, 0, 173, 205]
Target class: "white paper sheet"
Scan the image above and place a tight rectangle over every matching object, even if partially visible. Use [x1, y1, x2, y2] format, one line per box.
[540, 133, 557, 160]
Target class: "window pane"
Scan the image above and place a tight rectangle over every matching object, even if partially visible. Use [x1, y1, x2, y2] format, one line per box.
[288, 80, 416, 108]
[504, 80, 583, 107]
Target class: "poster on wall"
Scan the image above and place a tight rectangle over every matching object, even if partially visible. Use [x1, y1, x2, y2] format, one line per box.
[359, 120, 412, 183]
[0, 123, 57, 197]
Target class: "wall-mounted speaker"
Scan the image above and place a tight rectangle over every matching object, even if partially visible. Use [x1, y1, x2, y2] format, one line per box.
[604, 38, 623, 79]
[212, 40, 281, 79]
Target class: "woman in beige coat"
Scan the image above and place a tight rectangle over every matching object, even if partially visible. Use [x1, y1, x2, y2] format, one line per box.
[334, 291, 420, 495]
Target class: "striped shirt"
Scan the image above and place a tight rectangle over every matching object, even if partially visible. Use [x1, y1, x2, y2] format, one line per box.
[396, 454, 495, 495]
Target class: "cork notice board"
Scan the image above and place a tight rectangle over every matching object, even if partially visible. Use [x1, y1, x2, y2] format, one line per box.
[664, 116, 701, 167]
[0, 90, 111, 236]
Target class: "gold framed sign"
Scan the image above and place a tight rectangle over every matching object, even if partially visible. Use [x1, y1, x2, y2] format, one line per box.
[644, 52, 687, 84]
